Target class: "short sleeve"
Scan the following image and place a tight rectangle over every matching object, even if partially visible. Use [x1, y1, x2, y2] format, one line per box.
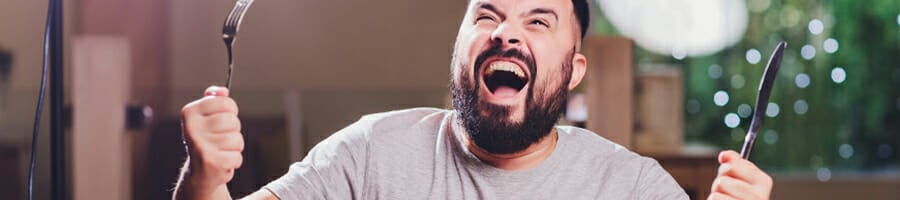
[636, 158, 690, 200]
[263, 118, 372, 200]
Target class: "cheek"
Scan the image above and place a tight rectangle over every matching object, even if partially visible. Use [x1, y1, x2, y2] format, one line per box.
[532, 57, 569, 90]
[454, 29, 493, 81]
[464, 31, 492, 62]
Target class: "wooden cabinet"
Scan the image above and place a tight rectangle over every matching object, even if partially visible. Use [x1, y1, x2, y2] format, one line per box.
[582, 36, 634, 148]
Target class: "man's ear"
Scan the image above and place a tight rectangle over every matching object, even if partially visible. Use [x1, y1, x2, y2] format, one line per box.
[568, 53, 587, 90]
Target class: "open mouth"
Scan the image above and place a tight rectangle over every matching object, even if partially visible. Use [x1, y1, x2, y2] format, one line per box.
[482, 61, 529, 96]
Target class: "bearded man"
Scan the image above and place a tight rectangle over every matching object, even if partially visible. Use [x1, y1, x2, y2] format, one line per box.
[174, 0, 774, 199]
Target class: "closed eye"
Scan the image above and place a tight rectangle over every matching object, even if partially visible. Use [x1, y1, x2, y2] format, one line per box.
[530, 19, 549, 27]
[477, 15, 496, 22]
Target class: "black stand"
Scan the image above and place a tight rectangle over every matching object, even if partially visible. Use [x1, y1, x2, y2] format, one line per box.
[48, 0, 65, 198]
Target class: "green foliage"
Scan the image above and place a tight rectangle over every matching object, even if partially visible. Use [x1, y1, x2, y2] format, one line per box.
[592, 0, 900, 172]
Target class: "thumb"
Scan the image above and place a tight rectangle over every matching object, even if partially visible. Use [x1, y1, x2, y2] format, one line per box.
[204, 86, 230, 97]
[718, 150, 742, 164]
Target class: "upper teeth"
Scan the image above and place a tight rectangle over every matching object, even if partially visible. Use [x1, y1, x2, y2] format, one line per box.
[486, 62, 526, 78]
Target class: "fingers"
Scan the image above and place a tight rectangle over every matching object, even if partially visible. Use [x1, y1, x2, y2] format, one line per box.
[204, 85, 230, 97]
[718, 150, 741, 163]
[707, 192, 737, 200]
[184, 96, 238, 117]
[717, 150, 770, 185]
[711, 176, 756, 199]
[213, 132, 245, 152]
[710, 150, 774, 200]
[189, 133, 244, 183]
[180, 85, 245, 186]
[194, 151, 242, 184]
[217, 150, 244, 170]
[205, 113, 241, 133]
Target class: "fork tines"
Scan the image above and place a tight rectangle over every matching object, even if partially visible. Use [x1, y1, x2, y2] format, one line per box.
[222, 0, 255, 39]
[222, 0, 254, 88]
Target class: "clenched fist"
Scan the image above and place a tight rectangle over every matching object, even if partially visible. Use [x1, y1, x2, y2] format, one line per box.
[175, 86, 244, 200]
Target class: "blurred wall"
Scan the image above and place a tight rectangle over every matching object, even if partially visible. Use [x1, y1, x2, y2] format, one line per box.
[167, 0, 466, 149]
[168, 0, 465, 114]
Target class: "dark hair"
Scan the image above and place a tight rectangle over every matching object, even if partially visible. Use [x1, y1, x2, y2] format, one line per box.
[572, 0, 590, 40]
[465, 0, 590, 40]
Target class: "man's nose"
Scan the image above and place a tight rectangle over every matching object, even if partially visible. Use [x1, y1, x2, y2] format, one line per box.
[491, 24, 523, 48]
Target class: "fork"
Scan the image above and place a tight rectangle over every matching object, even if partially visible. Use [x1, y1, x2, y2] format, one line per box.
[222, 0, 255, 88]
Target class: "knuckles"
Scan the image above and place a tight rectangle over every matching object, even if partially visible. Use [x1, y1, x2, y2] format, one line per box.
[200, 97, 238, 116]
[712, 176, 735, 192]
[206, 114, 242, 133]
[182, 96, 238, 118]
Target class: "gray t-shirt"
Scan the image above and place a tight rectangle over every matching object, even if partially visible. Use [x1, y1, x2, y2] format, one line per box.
[265, 108, 688, 199]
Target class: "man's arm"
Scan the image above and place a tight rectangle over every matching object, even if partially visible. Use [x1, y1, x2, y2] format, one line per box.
[172, 156, 232, 199]
[242, 189, 280, 200]
[172, 170, 278, 200]
[171, 86, 278, 200]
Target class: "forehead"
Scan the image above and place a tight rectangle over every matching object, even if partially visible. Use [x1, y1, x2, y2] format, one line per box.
[466, 0, 574, 15]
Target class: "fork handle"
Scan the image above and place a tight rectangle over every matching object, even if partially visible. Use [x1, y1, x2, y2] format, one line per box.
[740, 130, 758, 159]
[224, 39, 234, 88]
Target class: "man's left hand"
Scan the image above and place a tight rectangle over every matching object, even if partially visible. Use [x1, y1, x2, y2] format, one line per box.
[708, 150, 773, 200]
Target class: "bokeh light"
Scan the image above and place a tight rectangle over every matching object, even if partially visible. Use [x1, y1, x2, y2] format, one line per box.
[780, 6, 801, 27]
[831, 67, 846, 84]
[817, 168, 832, 182]
[746, 48, 762, 64]
[794, 99, 809, 115]
[708, 64, 723, 79]
[766, 102, 780, 117]
[738, 104, 752, 118]
[597, 0, 749, 57]
[824, 38, 839, 53]
[714, 90, 730, 106]
[748, 0, 771, 13]
[672, 48, 687, 60]
[795, 73, 810, 88]
[763, 129, 778, 144]
[801, 44, 817, 60]
[808, 19, 824, 35]
[725, 113, 741, 128]
[839, 144, 855, 159]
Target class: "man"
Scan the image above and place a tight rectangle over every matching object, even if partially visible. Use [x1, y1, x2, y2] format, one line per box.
[174, 0, 774, 199]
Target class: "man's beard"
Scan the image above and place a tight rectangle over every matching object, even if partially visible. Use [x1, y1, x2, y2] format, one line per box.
[450, 46, 574, 155]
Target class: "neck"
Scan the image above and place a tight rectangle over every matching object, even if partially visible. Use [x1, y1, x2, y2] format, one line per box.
[462, 128, 559, 171]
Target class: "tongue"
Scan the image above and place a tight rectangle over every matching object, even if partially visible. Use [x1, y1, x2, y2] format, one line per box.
[492, 86, 519, 97]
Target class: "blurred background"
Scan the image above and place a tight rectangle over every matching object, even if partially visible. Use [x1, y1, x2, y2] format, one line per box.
[0, 0, 897, 199]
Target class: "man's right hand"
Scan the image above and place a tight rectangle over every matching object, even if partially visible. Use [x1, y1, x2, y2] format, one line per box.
[175, 86, 245, 200]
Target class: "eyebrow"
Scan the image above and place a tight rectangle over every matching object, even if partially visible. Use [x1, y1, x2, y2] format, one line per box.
[527, 8, 558, 21]
[475, 2, 559, 20]
[474, 2, 558, 22]
[475, 2, 506, 19]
